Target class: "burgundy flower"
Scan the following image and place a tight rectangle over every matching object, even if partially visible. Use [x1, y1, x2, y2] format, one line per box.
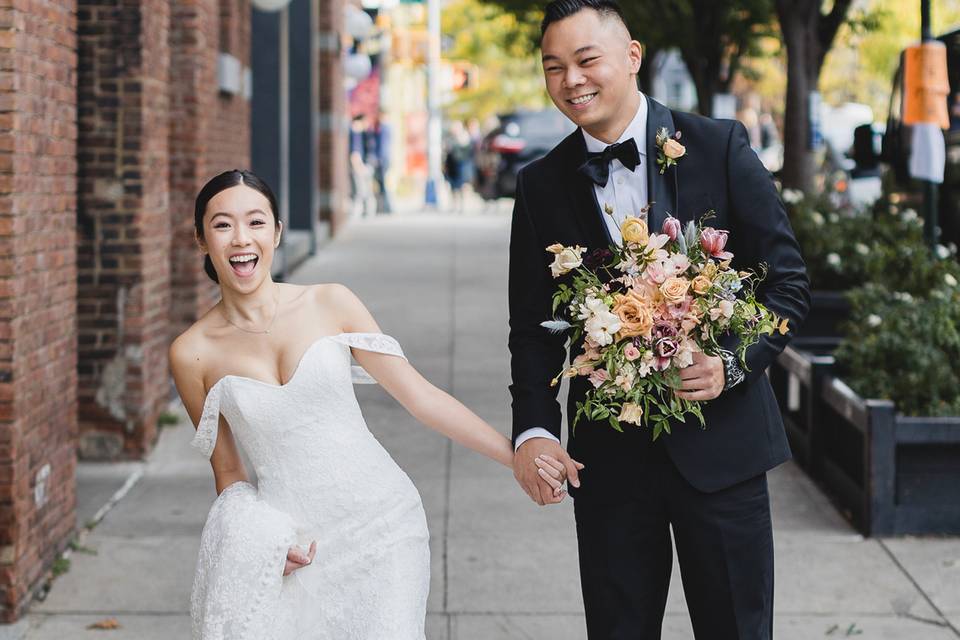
[583, 247, 613, 270]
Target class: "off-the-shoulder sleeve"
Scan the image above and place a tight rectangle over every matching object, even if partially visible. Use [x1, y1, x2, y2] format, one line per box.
[328, 333, 407, 385]
[190, 383, 223, 458]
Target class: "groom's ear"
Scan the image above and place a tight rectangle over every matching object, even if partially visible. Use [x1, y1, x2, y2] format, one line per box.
[628, 39, 643, 75]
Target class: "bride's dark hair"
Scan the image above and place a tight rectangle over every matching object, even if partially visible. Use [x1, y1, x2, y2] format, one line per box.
[194, 169, 280, 283]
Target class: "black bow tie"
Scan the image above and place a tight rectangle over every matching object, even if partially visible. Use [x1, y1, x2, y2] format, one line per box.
[578, 138, 641, 187]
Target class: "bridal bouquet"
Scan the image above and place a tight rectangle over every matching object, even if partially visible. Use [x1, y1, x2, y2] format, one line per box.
[543, 213, 787, 439]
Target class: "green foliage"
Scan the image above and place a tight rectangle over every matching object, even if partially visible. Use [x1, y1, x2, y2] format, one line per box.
[51, 557, 71, 578]
[784, 185, 958, 294]
[835, 279, 960, 416]
[442, 0, 550, 121]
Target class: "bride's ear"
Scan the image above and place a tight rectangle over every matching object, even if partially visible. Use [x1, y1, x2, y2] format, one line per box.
[274, 220, 283, 248]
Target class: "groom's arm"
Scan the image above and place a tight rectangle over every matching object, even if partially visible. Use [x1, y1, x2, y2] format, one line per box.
[507, 171, 568, 443]
[721, 121, 811, 385]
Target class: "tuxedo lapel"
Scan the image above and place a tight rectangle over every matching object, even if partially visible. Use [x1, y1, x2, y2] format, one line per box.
[645, 95, 678, 234]
[560, 131, 612, 250]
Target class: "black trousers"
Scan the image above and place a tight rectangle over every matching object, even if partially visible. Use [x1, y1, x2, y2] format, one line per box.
[573, 440, 774, 640]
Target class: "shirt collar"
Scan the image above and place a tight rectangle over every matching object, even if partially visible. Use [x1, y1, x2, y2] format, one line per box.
[581, 92, 647, 156]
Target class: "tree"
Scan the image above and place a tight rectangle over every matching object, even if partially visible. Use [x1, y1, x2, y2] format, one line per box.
[774, 0, 858, 192]
[442, 0, 551, 121]
[482, 0, 775, 116]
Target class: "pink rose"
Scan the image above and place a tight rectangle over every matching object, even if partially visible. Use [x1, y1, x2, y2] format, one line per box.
[700, 227, 734, 260]
[588, 368, 609, 388]
[662, 217, 682, 241]
[624, 344, 641, 361]
[645, 262, 667, 285]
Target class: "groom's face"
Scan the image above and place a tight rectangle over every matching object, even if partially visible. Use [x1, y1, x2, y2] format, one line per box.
[541, 10, 641, 138]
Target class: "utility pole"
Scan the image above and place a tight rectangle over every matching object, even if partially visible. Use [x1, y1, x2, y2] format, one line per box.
[920, 0, 939, 249]
[425, 0, 442, 208]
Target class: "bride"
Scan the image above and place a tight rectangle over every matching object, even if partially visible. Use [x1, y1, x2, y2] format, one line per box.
[170, 170, 574, 639]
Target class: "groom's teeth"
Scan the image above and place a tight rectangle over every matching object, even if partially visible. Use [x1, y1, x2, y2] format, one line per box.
[571, 93, 596, 105]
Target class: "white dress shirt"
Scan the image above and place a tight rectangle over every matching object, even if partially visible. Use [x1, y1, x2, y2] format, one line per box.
[515, 94, 650, 451]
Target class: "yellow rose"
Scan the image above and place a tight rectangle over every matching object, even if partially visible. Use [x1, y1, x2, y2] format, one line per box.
[691, 274, 712, 295]
[700, 262, 718, 279]
[662, 138, 686, 160]
[660, 276, 691, 304]
[620, 217, 649, 245]
[617, 402, 644, 426]
[550, 246, 585, 277]
[612, 291, 654, 339]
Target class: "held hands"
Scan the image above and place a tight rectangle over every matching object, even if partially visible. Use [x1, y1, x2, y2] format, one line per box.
[283, 541, 317, 577]
[675, 351, 725, 402]
[513, 438, 585, 506]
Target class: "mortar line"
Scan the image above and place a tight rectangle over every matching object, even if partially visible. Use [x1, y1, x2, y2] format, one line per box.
[878, 539, 960, 637]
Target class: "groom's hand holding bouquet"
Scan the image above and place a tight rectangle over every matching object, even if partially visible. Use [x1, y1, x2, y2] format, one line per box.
[542, 213, 788, 440]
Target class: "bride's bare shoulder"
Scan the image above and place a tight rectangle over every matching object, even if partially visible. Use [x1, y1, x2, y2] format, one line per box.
[309, 283, 378, 332]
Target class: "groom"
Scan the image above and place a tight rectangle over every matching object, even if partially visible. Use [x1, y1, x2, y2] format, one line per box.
[508, 1, 810, 638]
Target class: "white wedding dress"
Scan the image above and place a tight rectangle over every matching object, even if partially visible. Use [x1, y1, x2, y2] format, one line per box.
[189, 333, 430, 640]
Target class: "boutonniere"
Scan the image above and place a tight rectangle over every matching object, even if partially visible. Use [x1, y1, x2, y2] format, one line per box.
[655, 127, 686, 174]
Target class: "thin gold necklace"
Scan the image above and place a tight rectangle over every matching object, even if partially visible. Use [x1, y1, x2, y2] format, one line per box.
[221, 288, 280, 335]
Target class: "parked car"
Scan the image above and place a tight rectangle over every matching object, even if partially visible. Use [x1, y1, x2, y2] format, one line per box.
[474, 108, 576, 200]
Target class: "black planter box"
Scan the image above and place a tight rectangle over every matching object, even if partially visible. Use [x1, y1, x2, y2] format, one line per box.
[770, 342, 836, 475]
[796, 290, 850, 343]
[817, 375, 960, 536]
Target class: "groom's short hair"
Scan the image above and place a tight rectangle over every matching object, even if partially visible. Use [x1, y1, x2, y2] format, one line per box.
[540, 0, 628, 38]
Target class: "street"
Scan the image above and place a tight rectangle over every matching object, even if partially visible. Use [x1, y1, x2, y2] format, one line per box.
[16, 211, 960, 640]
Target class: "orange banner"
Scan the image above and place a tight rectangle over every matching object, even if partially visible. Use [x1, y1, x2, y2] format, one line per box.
[903, 41, 950, 129]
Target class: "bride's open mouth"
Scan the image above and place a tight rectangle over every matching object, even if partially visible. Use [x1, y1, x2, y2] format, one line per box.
[229, 253, 259, 277]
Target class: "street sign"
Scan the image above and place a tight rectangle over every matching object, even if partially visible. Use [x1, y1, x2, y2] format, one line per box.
[903, 41, 950, 129]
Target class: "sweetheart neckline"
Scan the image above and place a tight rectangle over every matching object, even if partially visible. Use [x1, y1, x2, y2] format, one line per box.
[205, 333, 349, 395]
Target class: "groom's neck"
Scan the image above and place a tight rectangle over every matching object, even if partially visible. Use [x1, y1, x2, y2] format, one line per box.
[582, 91, 642, 144]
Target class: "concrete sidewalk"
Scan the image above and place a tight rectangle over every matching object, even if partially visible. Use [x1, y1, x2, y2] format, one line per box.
[12, 212, 960, 639]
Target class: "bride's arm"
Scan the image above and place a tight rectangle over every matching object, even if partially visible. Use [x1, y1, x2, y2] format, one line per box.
[323, 285, 515, 468]
[169, 336, 250, 494]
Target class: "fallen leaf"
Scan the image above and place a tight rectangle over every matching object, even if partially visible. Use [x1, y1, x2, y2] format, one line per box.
[87, 618, 121, 630]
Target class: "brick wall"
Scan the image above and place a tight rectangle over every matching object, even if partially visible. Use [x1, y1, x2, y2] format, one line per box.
[319, 0, 349, 233]
[169, 0, 250, 340]
[75, 0, 171, 459]
[0, 0, 78, 620]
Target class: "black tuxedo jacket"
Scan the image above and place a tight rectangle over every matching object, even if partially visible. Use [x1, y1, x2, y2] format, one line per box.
[508, 95, 810, 498]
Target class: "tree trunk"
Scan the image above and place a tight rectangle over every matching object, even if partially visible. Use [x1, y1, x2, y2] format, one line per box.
[778, 4, 819, 192]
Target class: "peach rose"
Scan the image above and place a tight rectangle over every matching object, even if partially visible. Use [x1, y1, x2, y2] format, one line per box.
[691, 274, 712, 295]
[612, 291, 654, 339]
[662, 138, 686, 160]
[660, 276, 691, 304]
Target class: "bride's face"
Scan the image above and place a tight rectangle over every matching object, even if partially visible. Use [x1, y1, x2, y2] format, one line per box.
[199, 184, 281, 291]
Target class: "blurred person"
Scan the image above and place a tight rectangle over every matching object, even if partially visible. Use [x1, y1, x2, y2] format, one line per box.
[369, 108, 393, 214]
[444, 120, 475, 213]
[349, 113, 375, 217]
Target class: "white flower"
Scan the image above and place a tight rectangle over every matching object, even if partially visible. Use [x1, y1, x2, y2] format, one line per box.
[946, 274, 958, 288]
[664, 253, 690, 276]
[855, 243, 869, 256]
[781, 188, 803, 204]
[893, 291, 914, 303]
[936, 244, 951, 260]
[811, 212, 825, 226]
[617, 402, 644, 426]
[867, 314, 882, 327]
[828, 213, 840, 224]
[577, 295, 607, 320]
[584, 309, 621, 346]
[709, 299, 735, 322]
[550, 246, 586, 278]
[827, 253, 842, 268]
[902, 208, 919, 223]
